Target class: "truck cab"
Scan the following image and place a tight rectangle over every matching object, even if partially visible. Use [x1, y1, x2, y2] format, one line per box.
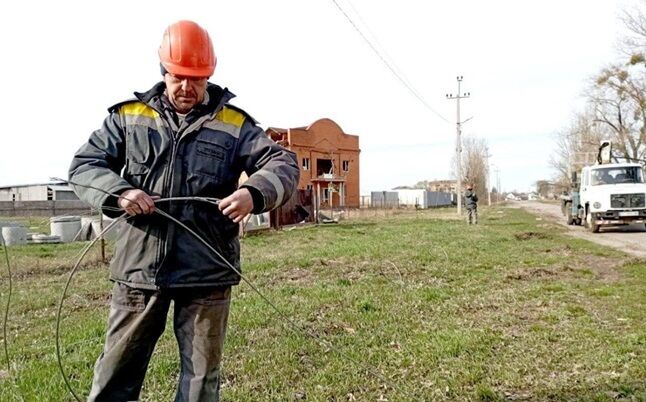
[578, 163, 646, 232]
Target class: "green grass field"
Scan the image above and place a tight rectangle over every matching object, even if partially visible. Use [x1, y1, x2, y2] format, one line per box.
[0, 207, 644, 401]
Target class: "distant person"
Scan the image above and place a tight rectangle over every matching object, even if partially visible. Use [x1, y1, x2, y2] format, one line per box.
[69, 20, 299, 402]
[465, 184, 478, 224]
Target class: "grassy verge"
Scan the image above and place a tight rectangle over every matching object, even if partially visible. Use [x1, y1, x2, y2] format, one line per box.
[0, 207, 644, 401]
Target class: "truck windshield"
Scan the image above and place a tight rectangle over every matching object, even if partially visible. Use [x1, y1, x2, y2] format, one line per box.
[591, 166, 645, 185]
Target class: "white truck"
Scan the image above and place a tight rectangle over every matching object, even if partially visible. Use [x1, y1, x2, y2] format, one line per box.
[564, 158, 646, 232]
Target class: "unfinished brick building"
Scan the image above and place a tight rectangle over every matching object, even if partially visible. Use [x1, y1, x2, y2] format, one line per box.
[267, 118, 360, 208]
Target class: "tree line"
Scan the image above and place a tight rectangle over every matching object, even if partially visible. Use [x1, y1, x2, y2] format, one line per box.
[550, 1, 646, 191]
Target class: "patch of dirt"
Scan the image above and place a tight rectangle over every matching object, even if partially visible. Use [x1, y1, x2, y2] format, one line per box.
[274, 267, 315, 285]
[12, 259, 106, 280]
[322, 322, 357, 336]
[537, 223, 562, 231]
[505, 254, 622, 283]
[82, 292, 111, 303]
[576, 255, 622, 282]
[542, 245, 574, 256]
[506, 267, 558, 280]
[514, 232, 551, 240]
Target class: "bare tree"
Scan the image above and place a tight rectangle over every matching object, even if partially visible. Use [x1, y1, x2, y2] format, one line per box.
[589, 60, 646, 162]
[620, 0, 646, 60]
[535, 180, 553, 198]
[451, 135, 489, 198]
[549, 111, 605, 188]
[586, 0, 646, 162]
[551, 1, 646, 185]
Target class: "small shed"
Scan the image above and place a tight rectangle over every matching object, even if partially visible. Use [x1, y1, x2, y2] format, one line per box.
[0, 182, 79, 201]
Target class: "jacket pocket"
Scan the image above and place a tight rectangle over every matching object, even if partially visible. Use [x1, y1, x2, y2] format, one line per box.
[125, 160, 150, 188]
[126, 128, 154, 164]
[193, 138, 229, 180]
[196, 139, 226, 160]
[127, 161, 150, 176]
[110, 282, 147, 312]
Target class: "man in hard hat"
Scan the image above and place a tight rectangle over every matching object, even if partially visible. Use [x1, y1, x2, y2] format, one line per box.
[465, 184, 479, 224]
[69, 20, 299, 402]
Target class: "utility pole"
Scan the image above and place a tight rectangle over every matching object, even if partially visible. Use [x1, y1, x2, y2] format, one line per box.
[486, 147, 492, 206]
[446, 76, 470, 215]
[495, 168, 501, 203]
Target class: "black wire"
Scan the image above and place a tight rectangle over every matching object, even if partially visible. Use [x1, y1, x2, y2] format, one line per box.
[55, 215, 128, 402]
[156, 210, 420, 399]
[1, 226, 26, 402]
[55, 179, 418, 400]
[329, 0, 451, 124]
[1, 229, 12, 373]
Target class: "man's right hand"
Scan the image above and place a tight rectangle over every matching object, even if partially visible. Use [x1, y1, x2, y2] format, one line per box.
[118, 189, 158, 215]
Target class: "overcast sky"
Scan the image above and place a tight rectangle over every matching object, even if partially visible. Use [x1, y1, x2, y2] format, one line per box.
[0, 0, 640, 193]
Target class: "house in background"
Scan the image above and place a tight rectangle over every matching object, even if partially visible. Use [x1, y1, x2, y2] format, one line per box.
[0, 182, 79, 201]
[267, 118, 360, 208]
[428, 179, 457, 193]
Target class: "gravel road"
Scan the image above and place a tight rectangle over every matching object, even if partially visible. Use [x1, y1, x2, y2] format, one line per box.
[513, 201, 646, 258]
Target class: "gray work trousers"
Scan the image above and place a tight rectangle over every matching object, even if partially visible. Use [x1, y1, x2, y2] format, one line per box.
[88, 282, 231, 402]
[467, 207, 478, 224]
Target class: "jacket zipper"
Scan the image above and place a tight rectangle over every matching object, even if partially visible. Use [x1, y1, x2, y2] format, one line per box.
[155, 113, 212, 285]
[154, 110, 177, 286]
[152, 97, 229, 286]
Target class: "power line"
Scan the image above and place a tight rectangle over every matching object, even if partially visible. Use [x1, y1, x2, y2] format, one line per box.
[329, 0, 451, 124]
[342, 0, 437, 110]
[342, 0, 417, 90]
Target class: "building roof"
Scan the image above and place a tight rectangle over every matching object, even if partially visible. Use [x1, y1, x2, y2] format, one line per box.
[267, 118, 351, 135]
[48, 185, 75, 192]
[0, 182, 68, 190]
[266, 126, 306, 134]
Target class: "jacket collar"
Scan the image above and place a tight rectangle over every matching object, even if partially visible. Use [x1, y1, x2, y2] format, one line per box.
[134, 82, 236, 117]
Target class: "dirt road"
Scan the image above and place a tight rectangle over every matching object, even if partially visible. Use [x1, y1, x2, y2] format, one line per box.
[514, 201, 646, 258]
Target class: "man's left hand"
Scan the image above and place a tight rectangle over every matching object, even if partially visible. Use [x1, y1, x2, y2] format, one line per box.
[219, 188, 254, 223]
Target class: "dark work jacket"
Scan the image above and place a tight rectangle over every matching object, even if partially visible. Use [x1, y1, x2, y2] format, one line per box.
[69, 82, 299, 289]
[465, 190, 478, 210]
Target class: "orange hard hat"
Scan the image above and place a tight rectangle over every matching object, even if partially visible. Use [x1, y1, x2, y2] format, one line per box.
[158, 20, 216, 78]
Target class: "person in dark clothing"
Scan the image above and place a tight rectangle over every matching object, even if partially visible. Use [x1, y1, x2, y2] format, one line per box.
[465, 184, 478, 224]
[69, 20, 299, 402]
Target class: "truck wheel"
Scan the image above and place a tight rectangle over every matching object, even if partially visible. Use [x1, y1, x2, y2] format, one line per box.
[566, 205, 574, 225]
[586, 210, 600, 233]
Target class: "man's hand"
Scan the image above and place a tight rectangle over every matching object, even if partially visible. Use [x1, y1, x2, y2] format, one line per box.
[118, 189, 159, 216]
[219, 188, 254, 223]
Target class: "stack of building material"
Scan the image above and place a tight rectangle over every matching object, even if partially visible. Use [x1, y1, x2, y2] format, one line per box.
[50, 216, 82, 243]
[29, 234, 61, 244]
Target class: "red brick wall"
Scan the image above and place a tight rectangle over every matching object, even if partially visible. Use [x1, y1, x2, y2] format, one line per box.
[273, 119, 360, 207]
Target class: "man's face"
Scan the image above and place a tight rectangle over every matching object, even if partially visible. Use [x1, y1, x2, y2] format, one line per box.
[164, 73, 208, 114]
